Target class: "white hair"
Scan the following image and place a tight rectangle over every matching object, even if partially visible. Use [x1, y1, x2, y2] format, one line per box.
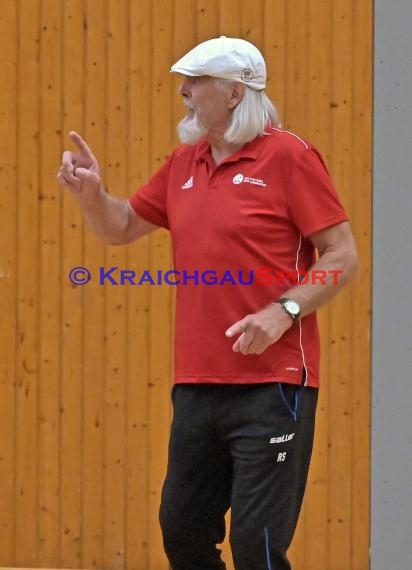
[216, 79, 280, 144]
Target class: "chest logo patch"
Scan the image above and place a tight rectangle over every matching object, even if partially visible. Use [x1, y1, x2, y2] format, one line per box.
[181, 176, 194, 190]
[233, 174, 244, 185]
[232, 173, 267, 188]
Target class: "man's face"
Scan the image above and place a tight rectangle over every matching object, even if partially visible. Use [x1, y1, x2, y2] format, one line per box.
[177, 76, 232, 144]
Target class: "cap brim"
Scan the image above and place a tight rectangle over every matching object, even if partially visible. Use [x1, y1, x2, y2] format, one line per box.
[170, 65, 203, 76]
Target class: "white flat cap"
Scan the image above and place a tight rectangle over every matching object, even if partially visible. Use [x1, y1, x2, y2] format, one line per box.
[170, 36, 266, 91]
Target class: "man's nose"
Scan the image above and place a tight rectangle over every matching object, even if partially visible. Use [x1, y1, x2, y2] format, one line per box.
[179, 78, 192, 97]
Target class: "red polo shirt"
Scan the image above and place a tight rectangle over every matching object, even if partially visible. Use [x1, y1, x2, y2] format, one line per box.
[129, 127, 348, 387]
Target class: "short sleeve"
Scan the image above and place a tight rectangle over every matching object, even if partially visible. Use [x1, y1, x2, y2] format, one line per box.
[287, 147, 349, 238]
[128, 153, 174, 230]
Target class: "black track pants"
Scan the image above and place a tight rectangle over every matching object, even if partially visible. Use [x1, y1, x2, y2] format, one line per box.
[159, 382, 318, 570]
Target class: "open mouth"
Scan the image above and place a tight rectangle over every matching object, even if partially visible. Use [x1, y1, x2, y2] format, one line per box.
[183, 98, 196, 117]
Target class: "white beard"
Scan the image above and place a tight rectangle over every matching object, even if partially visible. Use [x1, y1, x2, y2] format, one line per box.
[177, 113, 206, 144]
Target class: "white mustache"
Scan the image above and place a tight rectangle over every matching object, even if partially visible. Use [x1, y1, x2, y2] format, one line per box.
[183, 98, 196, 112]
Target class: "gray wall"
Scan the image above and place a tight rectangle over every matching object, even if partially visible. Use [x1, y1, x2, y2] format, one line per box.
[372, 1, 412, 569]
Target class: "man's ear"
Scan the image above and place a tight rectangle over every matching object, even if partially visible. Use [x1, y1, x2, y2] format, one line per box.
[228, 82, 246, 109]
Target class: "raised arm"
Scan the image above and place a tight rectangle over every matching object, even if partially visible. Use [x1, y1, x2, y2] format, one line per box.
[57, 131, 159, 244]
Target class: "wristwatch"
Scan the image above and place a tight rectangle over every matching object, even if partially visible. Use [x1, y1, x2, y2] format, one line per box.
[278, 297, 301, 321]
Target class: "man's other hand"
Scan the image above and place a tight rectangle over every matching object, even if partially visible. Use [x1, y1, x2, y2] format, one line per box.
[225, 303, 293, 355]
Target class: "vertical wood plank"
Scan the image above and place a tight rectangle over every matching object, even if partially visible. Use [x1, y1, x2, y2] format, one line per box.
[81, 1, 107, 568]
[351, 1, 372, 568]
[327, 1, 354, 568]
[299, 2, 333, 569]
[0, 0, 17, 564]
[37, 0, 62, 564]
[102, 0, 129, 568]
[148, 1, 174, 568]
[196, 0, 218, 42]
[263, 0, 286, 123]
[15, 0, 40, 564]
[218, 0, 241, 37]
[125, 1, 152, 567]
[240, 0, 262, 47]
[60, 0, 85, 566]
[284, 0, 308, 136]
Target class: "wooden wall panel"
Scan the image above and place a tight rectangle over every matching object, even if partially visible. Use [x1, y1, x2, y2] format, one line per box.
[350, 2, 372, 568]
[0, 0, 17, 563]
[297, 1, 332, 566]
[126, 3, 152, 568]
[0, 1, 372, 569]
[327, 0, 353, 563]
[147, 3, 174, 568]
[81, 1, 106, 567]
[14, 1, 40, 565]
[38, 0, 62, 564]
[60, 0, 84, 563]
[104, 2, 128, 567]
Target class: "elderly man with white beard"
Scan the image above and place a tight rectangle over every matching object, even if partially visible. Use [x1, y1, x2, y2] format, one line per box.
[58, 36, 358, 570]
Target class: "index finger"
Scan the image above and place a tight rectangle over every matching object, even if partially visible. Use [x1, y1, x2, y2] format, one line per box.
[69, 131, 95, 159]
[225, 319, 247, 338]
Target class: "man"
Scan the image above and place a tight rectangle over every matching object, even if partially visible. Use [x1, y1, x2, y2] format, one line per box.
[58, 36, 358, 570]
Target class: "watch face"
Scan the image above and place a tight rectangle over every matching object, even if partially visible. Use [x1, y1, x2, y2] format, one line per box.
[284, 300, 300, 316]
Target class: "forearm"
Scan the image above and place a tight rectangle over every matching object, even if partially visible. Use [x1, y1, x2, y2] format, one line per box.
[75, 184, 130, 245]
[280, 247, 359, 318]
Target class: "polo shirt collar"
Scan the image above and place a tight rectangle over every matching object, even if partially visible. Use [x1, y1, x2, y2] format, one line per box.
[194, 134, 265, 165]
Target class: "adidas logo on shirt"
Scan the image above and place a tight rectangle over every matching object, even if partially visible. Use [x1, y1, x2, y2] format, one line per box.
[181, 176, 194, 190]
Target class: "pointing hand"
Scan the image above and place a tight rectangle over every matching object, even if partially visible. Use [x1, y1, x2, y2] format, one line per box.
[57, 131, 102, 197]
